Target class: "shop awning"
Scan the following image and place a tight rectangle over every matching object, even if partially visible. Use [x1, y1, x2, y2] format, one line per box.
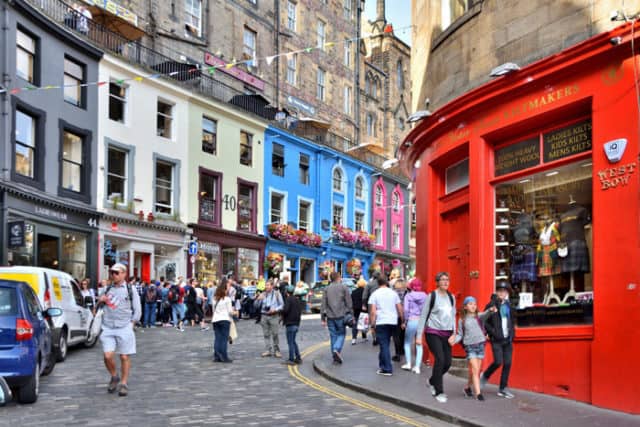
[298, 117, 331, 129]
[85, 4, 145, 41]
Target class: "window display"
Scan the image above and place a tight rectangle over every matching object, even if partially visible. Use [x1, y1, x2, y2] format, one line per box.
[61, 232, 87, 279]
[495, 160, 593, 326]
[195, 241, 220, 283]
[238, 248, 259, 280]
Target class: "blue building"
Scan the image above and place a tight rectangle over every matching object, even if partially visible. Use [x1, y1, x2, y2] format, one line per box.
[264, 126, 376, 285]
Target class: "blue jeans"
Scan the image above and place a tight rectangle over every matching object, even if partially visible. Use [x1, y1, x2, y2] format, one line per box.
[213, 320, 231, 361]
[144, 302, 157, 327]
[286, 325, 301, 361]
[403, 319, 423, 367]
[376, 324, 394, 373]
[327, 317, 346, 355]
[171, 303, 184, 326]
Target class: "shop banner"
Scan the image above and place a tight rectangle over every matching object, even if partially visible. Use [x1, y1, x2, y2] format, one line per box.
[7, 220, 25, 248]
[543, 120, 592, 163]
[495, 137, 540, 176]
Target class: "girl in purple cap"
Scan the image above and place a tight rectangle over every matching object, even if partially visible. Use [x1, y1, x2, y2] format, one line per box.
[452, 296, 496, 401]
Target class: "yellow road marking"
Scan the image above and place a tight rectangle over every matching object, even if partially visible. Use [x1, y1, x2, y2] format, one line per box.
[289, 341, 432, 427]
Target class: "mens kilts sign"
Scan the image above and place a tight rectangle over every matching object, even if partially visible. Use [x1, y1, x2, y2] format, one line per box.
[8, 220, 25, 248]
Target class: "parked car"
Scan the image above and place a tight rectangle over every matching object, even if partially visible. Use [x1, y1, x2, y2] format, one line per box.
[0, 279, 62, 403]
[0, 267, 96, 362]
[308, 281, 329, 313]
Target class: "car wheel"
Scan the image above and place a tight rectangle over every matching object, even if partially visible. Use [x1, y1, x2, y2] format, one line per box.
[17, 361, 39, 404]
[41, 350, 56, 376]
[56, 330, 68, 362]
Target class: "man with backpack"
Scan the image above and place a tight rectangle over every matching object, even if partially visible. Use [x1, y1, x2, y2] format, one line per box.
[143, 283, 157, 328]
[168, 282, 185, 331]
[98, 263, 141, 397]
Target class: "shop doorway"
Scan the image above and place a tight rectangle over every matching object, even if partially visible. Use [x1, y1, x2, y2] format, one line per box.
[222, 247, 237, 279]
[300, 258, 315, 284]
[37, 234, 60, 269]
[133, 252, 151, 283]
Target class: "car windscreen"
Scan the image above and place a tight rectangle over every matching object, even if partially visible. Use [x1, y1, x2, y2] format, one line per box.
[0, 286, 17, 315]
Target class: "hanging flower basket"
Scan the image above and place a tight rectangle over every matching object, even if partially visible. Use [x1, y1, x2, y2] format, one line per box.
[346, 258, 362, 276]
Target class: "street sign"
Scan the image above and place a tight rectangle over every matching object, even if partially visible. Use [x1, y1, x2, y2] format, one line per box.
[188, 241, 198, 255]
[190, 255, 196, 264]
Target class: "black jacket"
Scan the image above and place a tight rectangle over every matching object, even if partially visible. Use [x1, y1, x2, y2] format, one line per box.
[351, 287, 364, 311]
[484, 299, 515, 343]
[282, 295, 302, 326]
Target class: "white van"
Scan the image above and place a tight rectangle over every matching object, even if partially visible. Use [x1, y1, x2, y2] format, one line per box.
[0, 267, 97, 361]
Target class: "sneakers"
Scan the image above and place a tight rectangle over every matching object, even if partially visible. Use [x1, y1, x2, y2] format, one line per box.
[274, 351, 282, 358]
[463, 387, 473, 398]
[281, 360, 296, 366]
[118, 384, 128, 397]
[434, 393, 448, 403]
[294, 358, 303, 364]
[476, 394, 485, 401]
[351, 339, 356, 345]
[201, 326, 210, 331]
[376, 369, 393, 376]
[261, 351, 272, 357]
[411, 366, 421, 375]
[107, 376, 120, 393]
[497, 389, 515, 399]
[480, 373, 487, 388]
[391, 355, 401, 362]
[429, 385, 436, 396]
[333, 350, 343, 364]
[401, 363, 411, 371]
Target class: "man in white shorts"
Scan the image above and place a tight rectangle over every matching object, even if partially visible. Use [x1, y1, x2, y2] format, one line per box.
[98, 263, 141, 397]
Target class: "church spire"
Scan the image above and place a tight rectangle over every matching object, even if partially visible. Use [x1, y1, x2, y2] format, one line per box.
[376, 0, 386, 25]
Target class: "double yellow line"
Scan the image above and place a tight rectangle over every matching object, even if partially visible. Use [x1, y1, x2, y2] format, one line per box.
[288, 342, 432, 427]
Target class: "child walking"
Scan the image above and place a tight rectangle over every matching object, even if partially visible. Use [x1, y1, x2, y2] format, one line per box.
[453, 296, 496, 401]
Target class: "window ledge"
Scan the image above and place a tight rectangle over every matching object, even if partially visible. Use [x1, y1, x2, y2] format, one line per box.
[515, 324, 594, 341]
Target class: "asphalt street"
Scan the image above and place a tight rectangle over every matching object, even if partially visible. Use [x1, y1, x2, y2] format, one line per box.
[0, 317, 450, 427]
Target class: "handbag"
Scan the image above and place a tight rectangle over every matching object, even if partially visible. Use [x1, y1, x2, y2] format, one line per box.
[356, 312, 369, 332]
[344, 312, 355, 327]
[229, 320, 238, 343]
[557, 243, 569, 258]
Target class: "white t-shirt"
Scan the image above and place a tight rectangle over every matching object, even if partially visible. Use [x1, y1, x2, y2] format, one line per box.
[369, 287, 400, 325]
[212, 296, 233, 322]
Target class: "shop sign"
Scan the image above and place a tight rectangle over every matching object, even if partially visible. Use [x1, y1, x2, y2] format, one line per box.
[286, 95, 316, 116]
[495, 138, 540, 176]
[543, 120, 592, 163]
[35, 206, 68, 221]
[203, 52, 266, 91]
[198, 241, 220, 254]
[7, 220, 25, 248]
[596, 162, 637, 190]
[82, 0, 138, 26]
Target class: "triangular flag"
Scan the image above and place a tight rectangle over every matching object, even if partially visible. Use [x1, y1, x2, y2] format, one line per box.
[44, 85, 56, 90]
[25, 85, 36, 91]
[116, 79, 125, 84]
[384, 24, 394, 33]
[265, 55, 276, 66]
[134, 76, 143, 82]
[305, 47, 313, 53]
[225, 63, 234, 70]
[208, 66, 216, 75]
[324, 42, 335, 48]
[10, 88, 20, 94]
[97, 81, 107, 86]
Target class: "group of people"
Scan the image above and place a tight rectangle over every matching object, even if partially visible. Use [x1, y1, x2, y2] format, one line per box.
[321, 270, 515, 404]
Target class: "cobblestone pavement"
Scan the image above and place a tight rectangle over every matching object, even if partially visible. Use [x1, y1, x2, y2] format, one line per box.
[0, 318, 450, 427]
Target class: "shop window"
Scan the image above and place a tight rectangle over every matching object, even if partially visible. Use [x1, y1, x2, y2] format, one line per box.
[238, 248, 259, 280]
[374, 220, 383, 245]
[155, 160, 174, 214]
[238, 182, 256, 232]
[109, 82, 127, 123]
[332, 168, 343, 192]
[445, 158, 469, 194]
[16, 28, 37, 84]
[240, 131, 253, 166]
[355, 211, 364, 232]
[332, 204, 343, 227]
[272, 143, 285, 177]
[495, 160, 593, 327]
[355, 177, 364, 199]
[202, 116, 217, 155]
[195, 242, 220, 283]
[62, 232, 87, 280]
[6, 222, 34, 266]
[185, 0, 202, 37]
[61, 130, 84, 193]
[287, 1, 297, 31]
[199, 171, 220, 224]
[270, 192, 285, 224]
[15, 109, 37, 179]
[157, 100, 174, 139]
[299, 200, 311, 231]
[286, 54, 297, 86]
[299, 153, 309, 185]
[63, 56, 85, 107]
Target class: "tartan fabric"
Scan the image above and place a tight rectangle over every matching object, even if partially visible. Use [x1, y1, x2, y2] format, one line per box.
[511, 245, 537, 282]
[538, 244, 561, 277]
[561, 239, 590, 273]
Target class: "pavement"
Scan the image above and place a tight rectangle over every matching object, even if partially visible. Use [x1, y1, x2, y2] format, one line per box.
[312, 337, 640, 427]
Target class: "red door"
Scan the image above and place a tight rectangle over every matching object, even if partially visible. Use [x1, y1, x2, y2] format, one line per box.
[441, 205, 470, 358]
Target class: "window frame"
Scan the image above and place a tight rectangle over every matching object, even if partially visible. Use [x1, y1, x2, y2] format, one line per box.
[374, 219, 383, 245]
[343, 0, 353, 20]
[344, 39, 352, 67]
[298, 199, 312, 232]
[299, 153, 310, 185]
[287, 1, 297, 31]
[397, 60, 404, 90]
[355, 211, 365, 232]
[243, 26, 257, 68]
[367, 113, 377, 137]
[375, 185, 383, 207]
[202, 115, 217, 155]
[332, 204, 344, 227]
[198, 167, 222, 226]
[185, 0, 203, 37]
[344, 85, 352, 115]
[355, 177, 364, 199]
[272, 143, 285, 177]
[392, 223, 401, 249]
[58, 119, 92, 203]
[332, 168, 343, 192]
[63, 55, 86, 108]
[316, 20, 326, 49]
[392, 191, 400, 212]
[106, 146, 128, 202]
[154, 159, 175, 215]
[237, 179, 258, 233]
[240, 130, 253, 167]
[16, 27, 38, 85]
[156, 99, 175, 139]
[13, 108, 38, 182]
[317, 68, 326, 101]
[270, 191, 285, 224]
[286, 53, 297, 86]
[108, 81, 128, 124]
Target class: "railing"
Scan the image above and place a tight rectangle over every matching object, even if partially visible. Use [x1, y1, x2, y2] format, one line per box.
[199, 199, 216, 223]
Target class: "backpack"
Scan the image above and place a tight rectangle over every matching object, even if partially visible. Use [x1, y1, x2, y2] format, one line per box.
[186, 286, 197, 303]
[425, 291, 454, 325]
[168, 285, 180, 303]
[145, 287, 157, 304]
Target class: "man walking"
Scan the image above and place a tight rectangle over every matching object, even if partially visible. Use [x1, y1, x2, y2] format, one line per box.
[321, 271, 353, 364]
[369, 277, 403, 376]
[98, 263, 141, 397]
[362, 271, 380, 345]
[257, 280, 283, 357]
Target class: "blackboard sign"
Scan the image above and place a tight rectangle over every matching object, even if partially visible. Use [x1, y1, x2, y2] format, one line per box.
[321, 219, 330, 231]
[8, 220, 25, 248]
[543, 120, 592, 163]
[495, 138, 540, 177]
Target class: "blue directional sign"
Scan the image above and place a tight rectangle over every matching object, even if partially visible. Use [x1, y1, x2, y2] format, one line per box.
[188, 241, 198, 255]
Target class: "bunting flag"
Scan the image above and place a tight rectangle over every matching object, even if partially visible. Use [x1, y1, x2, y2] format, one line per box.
[265, 55, 276, 66]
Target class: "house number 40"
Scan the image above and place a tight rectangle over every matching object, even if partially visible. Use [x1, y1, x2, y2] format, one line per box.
[223, 194, 236, 211]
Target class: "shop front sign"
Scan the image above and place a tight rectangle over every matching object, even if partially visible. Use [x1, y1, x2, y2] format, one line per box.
[7, 220, 25, 248]
[543, 120, 592, 163]
[495, 137, 540, 176]
[596, 162, 637, 190]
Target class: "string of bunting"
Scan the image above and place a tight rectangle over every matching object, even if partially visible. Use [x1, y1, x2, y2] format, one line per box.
[1, 24, 411, 94]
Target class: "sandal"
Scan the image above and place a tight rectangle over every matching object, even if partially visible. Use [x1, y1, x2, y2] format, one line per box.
[107, 376, 120, 393]
[118, 383, 128, 397]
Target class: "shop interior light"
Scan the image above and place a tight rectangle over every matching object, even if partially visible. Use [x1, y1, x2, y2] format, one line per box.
[545, 171, 559, 177]
[519, 179, 532, 184]
[490, 62, 521, 77]
[581, 162, 593, 167]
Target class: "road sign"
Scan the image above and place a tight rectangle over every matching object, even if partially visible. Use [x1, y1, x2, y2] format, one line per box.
[190, 255, 196, 264]
[188, 241, 198, 255]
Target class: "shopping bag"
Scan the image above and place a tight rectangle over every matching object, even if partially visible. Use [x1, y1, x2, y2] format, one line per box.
[229, 320, 238, 342]
[357, 312, 369, 332]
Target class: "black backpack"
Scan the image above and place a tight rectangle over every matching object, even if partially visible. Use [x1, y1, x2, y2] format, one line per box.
[145, 287, 157, 304]
[168, 285, 180, 303]
[187, 286, 197, 303]
[425, 291, 454, 324]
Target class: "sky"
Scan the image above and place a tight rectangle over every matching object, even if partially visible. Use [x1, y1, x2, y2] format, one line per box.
[363, 0, 412, 46]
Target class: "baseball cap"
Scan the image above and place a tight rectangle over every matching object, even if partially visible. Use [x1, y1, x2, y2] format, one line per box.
[110, 263, 127, 273]
[496, 281, 511, 291]
[463, 296, 476, 306]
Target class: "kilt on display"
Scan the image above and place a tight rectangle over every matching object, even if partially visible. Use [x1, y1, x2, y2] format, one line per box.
[511, 245, 537, 282]
[537, 244, 561, 277]
[561, 240, 590, 273]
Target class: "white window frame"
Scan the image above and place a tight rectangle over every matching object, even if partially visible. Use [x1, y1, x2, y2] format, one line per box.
[317, 20, 326, 49]
[61, 130, 83, 193]
[343, 0, 352, 20]
[392, 191, 400, 212]
[243, 27, 257, 67]
[155, 160, 175, 215]
[355, 176, 364, 199]
[317, 68, 325, 100]
[287, 1, 297, 31]
[286, 54, 297, 86]
[298, 197, 313, 232]
[156, 99, 174, 139]
[375, 185, 383, 206]
[367, 113, 376, 137]
[392, 224, 401, 249]
[269, 190, 287, 224]
[332, 167, 344, 192]
[332, 204, 344, 227]
[344, 39, 352, 67]
[16, 29, 36, 83]
[185, 0, 202, 37]
[344, 86, 352, 115]
[355, 211, 365, 232]
[374, 220, 383, 245]
[299, 153, 310, 185]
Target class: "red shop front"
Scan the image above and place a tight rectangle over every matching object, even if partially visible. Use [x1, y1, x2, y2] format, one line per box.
[400, 24, 639, 413]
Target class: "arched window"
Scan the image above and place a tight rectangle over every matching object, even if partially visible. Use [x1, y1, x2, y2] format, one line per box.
[397, 60, 404, 90]
[365, 75, 371, 95]
[392, 191, 400, 211]
[355, 177, 364, 199]
[372, 77, 378, 98]
[333, 168, 343, 191]
[375, 185, 383, 206]
[366, 113, 377, 137]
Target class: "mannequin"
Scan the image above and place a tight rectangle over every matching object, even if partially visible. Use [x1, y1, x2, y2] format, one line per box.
[537, 215, 561, 305]
[559, 195, 591, 303]
[510, 212, 537, 293]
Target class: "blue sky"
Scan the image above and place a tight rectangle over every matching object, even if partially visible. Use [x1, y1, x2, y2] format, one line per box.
[363, 0, 412, 46]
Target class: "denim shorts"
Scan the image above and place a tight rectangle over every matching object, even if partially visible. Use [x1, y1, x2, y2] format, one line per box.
[464, 342, 485, 360]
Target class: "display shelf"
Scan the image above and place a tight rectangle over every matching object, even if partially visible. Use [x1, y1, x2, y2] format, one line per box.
[496, 225, 509, 230]
[496, 275, 509, 280]
[495, 208, 510, 213]
[495, 242, 509, 246]
[495, 258, 509, 263]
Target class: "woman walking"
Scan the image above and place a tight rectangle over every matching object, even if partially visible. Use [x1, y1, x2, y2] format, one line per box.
[401, 277, 427, 374]
[351, 277, 368, 344]
[416, 272, 457, 403]
[212, 278, 237, 363]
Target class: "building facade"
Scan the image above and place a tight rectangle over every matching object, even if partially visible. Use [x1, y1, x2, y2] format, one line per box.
[0, 0, 102, 282]
[403, 6, 640, 413]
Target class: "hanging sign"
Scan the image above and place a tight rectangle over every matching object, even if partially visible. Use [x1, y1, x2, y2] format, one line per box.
[7, 220, 25, 248]
[203, 52, 265, 91]
[543, 120, 592, 163]
[494, 137, 540, 176]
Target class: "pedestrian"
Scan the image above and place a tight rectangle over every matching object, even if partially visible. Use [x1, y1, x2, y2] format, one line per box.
[362, 271, 380, 345]
[142, 283, 157, 328]
[401, 277, 428, 374]
[169, 281, 185, 331]
[190, 279, 208, 330]
[206, 280, 215, 318]
[97, 279, 108, 296]
[257, 279, 284, 357]
[160, 281, 171, 327]
[320, 271, 353, 364]
[350, 277, 368, 344]
[368, 277, 404, 376]
[293, 280, 309, 313]
[79, 278, 96, 314]
[392, 278, 408, 361]
[416, 272, 456, 403]
[257, 274, 266, 292]
[97, 263, 141, 397]
[480, 281, 516, 399]
[242, 280, 257, 318]
[212, 278, 237, 363]
[453, 296, 496, 401]
[281, 285, 302, 365]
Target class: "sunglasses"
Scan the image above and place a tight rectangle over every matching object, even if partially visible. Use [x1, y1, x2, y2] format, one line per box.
[109, 270, 122, 275]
